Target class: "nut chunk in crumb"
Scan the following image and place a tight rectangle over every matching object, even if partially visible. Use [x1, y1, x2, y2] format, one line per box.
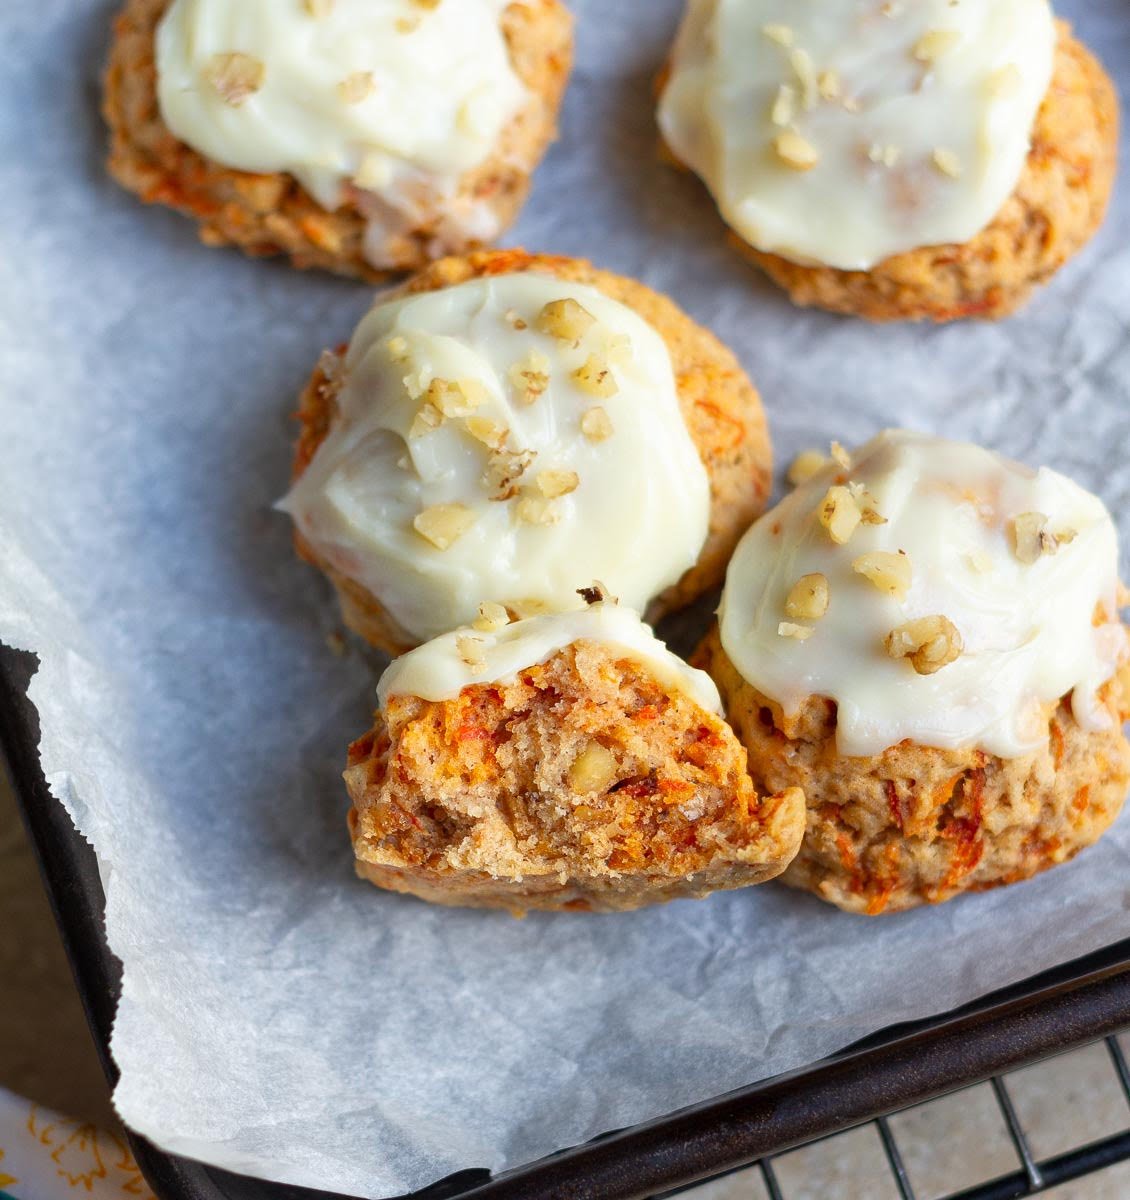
[346, 604, 805, 913]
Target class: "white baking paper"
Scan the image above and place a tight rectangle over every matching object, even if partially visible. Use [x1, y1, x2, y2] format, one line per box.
[1, 2, 1128, 1195]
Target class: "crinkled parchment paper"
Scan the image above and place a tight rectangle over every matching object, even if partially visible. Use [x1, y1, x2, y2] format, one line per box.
[1, 2, 1128, 1195]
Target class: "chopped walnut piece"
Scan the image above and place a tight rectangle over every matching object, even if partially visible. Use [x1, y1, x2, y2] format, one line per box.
[516, 496, 560, 526]
[778, 622, 815, 641]
[413, 503, 476, 550]
[789, 48, 818, 109]
[818, 69, 840, 100]
[508, 351, 550, 404]
[536, 298, 596, 343]
[464, 415, 508, 450]
[568, 743, 618, 794]
[774, 130, 819, 171]
[504, 308, 528, 331]
[204, 53, 265, 106]
[578, 581, 614, 605]
[830, 440, 851, 469]
[427, 377, 486, 418]
[414, 0, 441, 7]
[787, 449, 828, 486]
[455, 634, 487, 673]
[338, 71, 375, 104]
[817, 485, 861, 545]
[395, 16, 419, 33]
[303, 0, 333, 16]
[852, 551, 912, 599]
[771, 84, 796, 127]
[965, 549, 993, 575]
[536, 468, 579, 499]
[581, 407, 614, 443]
[785, 573, 830, 620]
[386, 335, 409, 362]
[573, 355, 618, 398]
[885, 616, 963, 675]
[932, 147, 962, 178]
[472, 601, 510, 633]
[762, 23, 794, 46]
[484, 447, 537, 500]
[1010, 511, 1061, 564]
[989, 64, 1023, 98]
[408, 402, 442, 439]
[914, 30, 961, 62]
[868, 143, 901, 168]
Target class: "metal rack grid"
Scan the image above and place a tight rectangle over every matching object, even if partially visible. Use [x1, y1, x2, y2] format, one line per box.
[685, 1035, 1130, 1200]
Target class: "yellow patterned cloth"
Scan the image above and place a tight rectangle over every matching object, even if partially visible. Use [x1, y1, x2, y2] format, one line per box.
[0, 1088, 153, 1199]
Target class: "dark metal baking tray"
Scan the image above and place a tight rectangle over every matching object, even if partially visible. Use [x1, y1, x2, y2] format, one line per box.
[4, 642, 1130, 1200]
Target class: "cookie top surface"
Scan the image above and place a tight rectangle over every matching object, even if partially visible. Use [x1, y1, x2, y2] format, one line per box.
[377, 601, 722, 712]
[658, 0, 1055, 271]
[281, 271, 711, 642]
[719, 429, 1125, 758]
[156, 0, 525, 232]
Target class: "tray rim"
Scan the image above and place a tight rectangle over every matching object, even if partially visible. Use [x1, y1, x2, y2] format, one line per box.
[4, 642, 1130, 1200]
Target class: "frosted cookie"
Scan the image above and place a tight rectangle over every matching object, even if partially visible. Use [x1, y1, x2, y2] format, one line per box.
[657, 3, 1118, 321]
[696, 430, 1130, 913]
[103, 0, 572, 279]
[346, 600, 806, 912]
[281, 250, 773, 653]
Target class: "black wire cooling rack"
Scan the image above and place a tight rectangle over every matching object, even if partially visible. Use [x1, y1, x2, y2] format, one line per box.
[679, 1034, 1130, 1200]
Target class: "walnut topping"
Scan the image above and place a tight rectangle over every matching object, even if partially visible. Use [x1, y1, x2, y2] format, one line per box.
[817, 485, 861, 545]
[932, 147, 962, 178]
[408, 402, 442, 439]
[914, 29, 961, 62]
[852, 551, 912, 599]
[868, 142, 901, 168]
[204, 53, 265, 106]
[785, 573, 829, 621]
[885, 616, 963, 675]
[818, 70, 841, 100]
[778, 621, 815, 641]
[413, 503, 476, 550]
[303, 0, 333, 16]
[578, 581, 614, 605]
[464, 415, 507, 450]
[338, 71, 375, 104]
[789, 48, 818, 110]
[762, 23, 794, 46]
[484, 447, 536, 500]
[386, 335, 409, 362]
[536, 298, 596, 343]
[516, 496, 560, 526]
[787, 449, 828, 486]
[830, 440, 851, 469]
[965, 549, 993, 575]
[426, 377, 486, 418]
[504, 308, 528, 331]
[1010, 512, 1063, 564]
[774, 130, 819, 172]
[395, 16, 419, 33]
[508, 351, 550, 404]
[414, 0, 441, 7]
[573, 355, 618, 398]
[536, 468, 579, 499]
[989, 64, 1023, 98]
[581, 407, 614, 443]
[771, 84, 796, 127]
[472, 601, 510, 633]
[568, 743, 618, 795]
[455, 634, 487, 673]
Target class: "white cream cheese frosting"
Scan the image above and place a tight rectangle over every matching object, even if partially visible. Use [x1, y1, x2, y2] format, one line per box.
[378, 602, 723, 714]
[280, 272, 711, 643]
[719, 430, 1126, 759]
[658, 0, 1055, 270]
[155, 0, 527, 265]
